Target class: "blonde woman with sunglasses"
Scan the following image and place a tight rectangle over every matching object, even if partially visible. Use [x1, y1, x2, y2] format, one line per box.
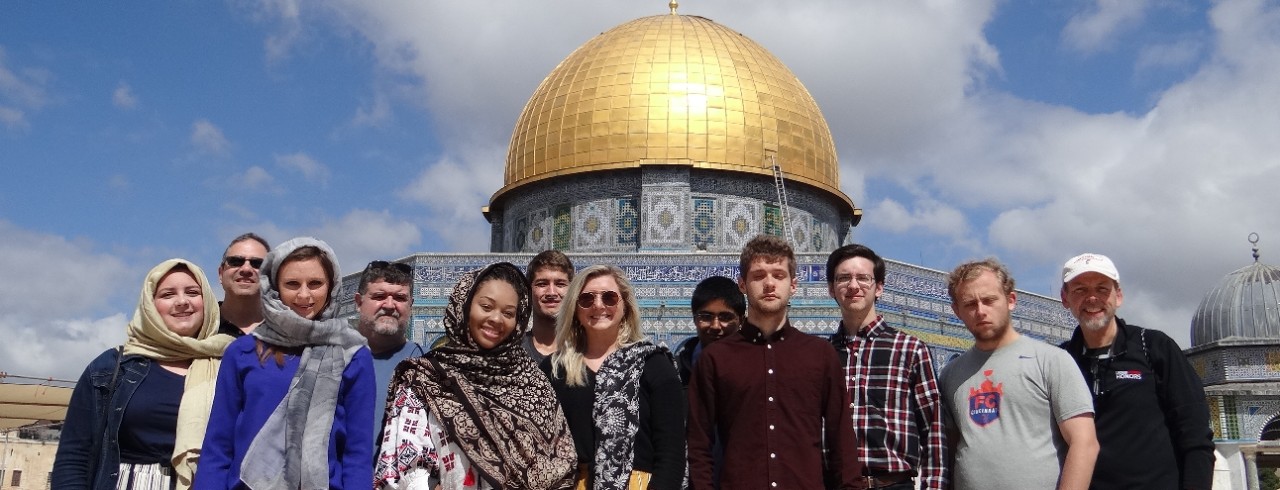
[542, 265, 686, 490]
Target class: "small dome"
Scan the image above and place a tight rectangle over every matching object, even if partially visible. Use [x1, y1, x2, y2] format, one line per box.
[1190, 236, 1280, 346]
[493, 12, 851, 213]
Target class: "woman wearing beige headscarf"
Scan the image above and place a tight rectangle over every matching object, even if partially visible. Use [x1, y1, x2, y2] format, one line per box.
[53, 259, 233, 490]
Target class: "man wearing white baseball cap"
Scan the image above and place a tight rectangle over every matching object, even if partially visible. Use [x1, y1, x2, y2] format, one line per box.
[1058, 253, 1215, 490]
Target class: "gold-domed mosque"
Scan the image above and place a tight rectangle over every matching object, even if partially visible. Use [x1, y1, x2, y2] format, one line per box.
[339, 4, 1075, 366]
[485, 8, 858, 253]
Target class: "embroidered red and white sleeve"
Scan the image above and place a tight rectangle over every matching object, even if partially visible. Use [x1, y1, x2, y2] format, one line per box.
[374, 386, 440, 490]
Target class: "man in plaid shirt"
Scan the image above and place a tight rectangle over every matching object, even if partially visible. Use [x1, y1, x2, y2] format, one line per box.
[827, 244, 948, 489]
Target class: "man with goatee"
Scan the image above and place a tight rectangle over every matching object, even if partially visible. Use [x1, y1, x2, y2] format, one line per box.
[1057, 253, 1213, 490]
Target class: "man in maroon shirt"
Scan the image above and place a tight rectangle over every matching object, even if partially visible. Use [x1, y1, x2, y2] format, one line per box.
[688, 234, 865, 489]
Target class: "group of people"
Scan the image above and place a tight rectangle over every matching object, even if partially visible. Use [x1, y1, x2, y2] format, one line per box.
[50, 232, 1215, 490]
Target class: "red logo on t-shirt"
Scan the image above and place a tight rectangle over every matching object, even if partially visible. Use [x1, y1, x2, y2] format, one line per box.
[968, 369, 1003, 426]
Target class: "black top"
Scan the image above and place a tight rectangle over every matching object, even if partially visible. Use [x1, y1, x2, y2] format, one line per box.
[118, 366, 184, 464]
[1061, 318, 1216, 490]
[216, 301, 248, 337]
[541, 352, 686, 490]
[521, 333, 549, 365]
[673, 336, 699, 386]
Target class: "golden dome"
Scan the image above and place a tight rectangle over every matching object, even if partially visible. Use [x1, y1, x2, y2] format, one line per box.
[493, 13, 853, 212]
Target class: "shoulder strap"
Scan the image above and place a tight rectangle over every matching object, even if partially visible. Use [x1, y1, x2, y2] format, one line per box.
[1135, 326, 1167, 395]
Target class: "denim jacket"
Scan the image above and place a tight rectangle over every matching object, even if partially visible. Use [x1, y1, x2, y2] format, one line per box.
[53, 348, 152, 490]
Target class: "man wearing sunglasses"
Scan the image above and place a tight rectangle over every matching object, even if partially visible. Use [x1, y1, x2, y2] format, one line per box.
[356, 259, 423, 439]
[1057, 253, 1213, 490]
[216, 232, 270, 336]
[827, 244, 946, 490]
[675, 275, 744, 386]
[687, 235, 863, 489]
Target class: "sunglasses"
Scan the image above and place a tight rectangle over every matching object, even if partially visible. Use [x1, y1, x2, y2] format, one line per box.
[695, 312, 739, 325]
[223, 255, 264, 269]
[366, 260, 413, 274]
[577, 290, 621, 309]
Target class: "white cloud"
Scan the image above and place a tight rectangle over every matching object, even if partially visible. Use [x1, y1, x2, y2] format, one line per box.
[0, 314, 128, 381]
[1135, 39, 1203, 74]
[302, 209, 422, 273]
[240, 165, 277, 191]
[0, 46, 51, 130]
[396, 146, 505, 251]
[113, 81, 137, 109]
[1063, 0, 1152, 53]
[275, 152, 330, 185]
[0, 221, 133, 379]
[976, 0, 1280, 345]
[243, 0, 305, 63]
[866, 197, 971, 239]
[350, 91, 392, 128]
[190, 118, 232, 156]
[0, 105, 24, 130]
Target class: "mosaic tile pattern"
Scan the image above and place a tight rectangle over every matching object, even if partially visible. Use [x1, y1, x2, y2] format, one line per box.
[553, 205, 572, 250]
[573, 199, 613, 251]
[641, 186, 689, 248]
[616, 198, 639, 246]
[493, 168, 851, 254]
[788, 214, 812, 252]
[525, 208, 552, 252]
[691, 197, 716, 248]
[763, 204, 783, 237]
[1190, 345, 1280, 385]
[721, 197, 759, 249]
[1208, 394, 1280, 442]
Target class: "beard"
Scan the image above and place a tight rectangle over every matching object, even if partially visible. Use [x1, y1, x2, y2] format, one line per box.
[364, 314, 405, 336]
[1079, 313, 1112, 332]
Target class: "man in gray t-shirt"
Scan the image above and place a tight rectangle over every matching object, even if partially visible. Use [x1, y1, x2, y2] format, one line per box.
[942, 258, 1098, 490]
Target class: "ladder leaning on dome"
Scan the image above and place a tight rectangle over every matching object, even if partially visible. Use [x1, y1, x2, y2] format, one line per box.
[770, 154, 792, 242]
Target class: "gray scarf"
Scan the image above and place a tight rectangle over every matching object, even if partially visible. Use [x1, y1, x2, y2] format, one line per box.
[239, 237, 367, 490]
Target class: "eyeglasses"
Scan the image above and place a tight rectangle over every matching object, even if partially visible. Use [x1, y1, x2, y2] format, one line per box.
[223, 255, 264, 269]
[834, 274, 876, 288]
[365, 260, 412, 274]
[695, 312, 739, 325]
[577, 290, 621, 309]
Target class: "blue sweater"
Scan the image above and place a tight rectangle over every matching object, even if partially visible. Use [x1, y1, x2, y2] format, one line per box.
[194, 335, 375, 489]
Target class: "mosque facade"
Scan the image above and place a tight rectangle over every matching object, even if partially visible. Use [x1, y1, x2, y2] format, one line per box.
[1186, 235, 1280, 490]
[335, 6, 1078, 370]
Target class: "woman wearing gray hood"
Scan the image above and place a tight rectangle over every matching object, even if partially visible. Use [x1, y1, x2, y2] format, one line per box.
[195, 237, 375, 490]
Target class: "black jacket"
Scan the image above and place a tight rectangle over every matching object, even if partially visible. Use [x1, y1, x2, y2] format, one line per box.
[674, 336, 699, 386]
[1060, 318, 1215, 490]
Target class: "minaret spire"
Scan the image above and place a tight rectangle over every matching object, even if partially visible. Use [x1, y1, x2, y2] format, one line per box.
[1250, 232, 1260, 262]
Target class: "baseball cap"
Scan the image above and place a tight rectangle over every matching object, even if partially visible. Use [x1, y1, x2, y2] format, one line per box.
[1062, 253, 1119, 283]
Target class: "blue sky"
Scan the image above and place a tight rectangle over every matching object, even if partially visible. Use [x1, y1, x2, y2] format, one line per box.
[3, 0, 1277, 379]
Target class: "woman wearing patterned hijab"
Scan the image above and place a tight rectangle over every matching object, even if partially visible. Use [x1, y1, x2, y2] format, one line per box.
[375, 262, 578, 490]
[543, 265, 685, 490]
[53, 259, 233, 490]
